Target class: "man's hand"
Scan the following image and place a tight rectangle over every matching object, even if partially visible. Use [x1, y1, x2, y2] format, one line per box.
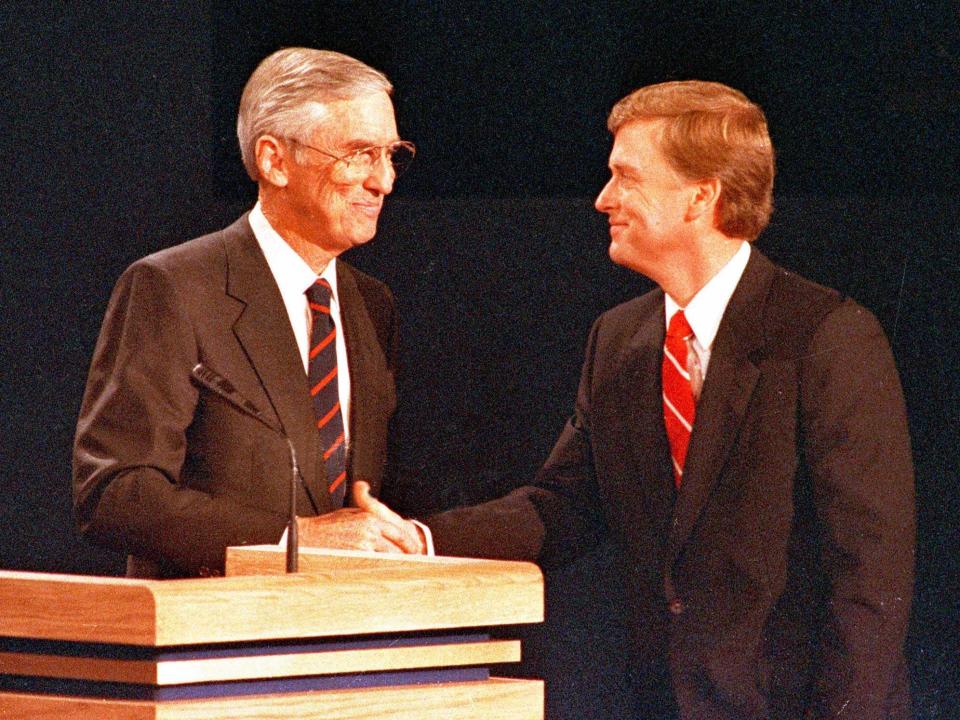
[295, 481, 424, 554]
[352, 481, 426, 553]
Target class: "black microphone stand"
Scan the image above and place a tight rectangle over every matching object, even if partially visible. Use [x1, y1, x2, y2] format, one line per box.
[190, 363, 302, 573]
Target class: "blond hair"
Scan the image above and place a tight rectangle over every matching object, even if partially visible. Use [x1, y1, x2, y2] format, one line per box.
[609, 80, 774, 239]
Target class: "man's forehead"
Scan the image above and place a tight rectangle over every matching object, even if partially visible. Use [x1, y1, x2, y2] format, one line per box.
[308, 92, 398, 146]
[609, 119, 666, 166]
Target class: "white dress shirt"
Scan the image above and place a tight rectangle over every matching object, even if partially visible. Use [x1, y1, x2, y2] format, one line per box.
[249, 202, 352, 443]
[664, 241, 751, 383]
[249, 204, 433, 554]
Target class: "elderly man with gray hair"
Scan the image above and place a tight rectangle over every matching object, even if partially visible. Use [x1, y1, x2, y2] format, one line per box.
[73, 47, 424, 578]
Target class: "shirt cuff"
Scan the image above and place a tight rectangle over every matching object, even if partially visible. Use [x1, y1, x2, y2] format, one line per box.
[410, 519, 435, 556]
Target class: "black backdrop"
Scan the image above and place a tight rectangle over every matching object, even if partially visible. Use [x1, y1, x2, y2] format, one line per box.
[2, 3, 958, 718]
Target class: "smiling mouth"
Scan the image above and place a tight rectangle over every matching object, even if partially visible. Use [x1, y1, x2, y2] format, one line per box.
[353, 202, 382, 218]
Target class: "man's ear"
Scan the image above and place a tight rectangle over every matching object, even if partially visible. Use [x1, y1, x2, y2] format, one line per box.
[686, 177, 722, 224]
[254, 135, 290, 188]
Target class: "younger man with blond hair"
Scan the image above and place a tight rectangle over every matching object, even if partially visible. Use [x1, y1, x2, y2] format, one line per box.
[425, 81, 915, 720]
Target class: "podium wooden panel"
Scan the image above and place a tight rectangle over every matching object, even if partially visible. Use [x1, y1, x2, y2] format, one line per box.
[0, 548, 544, 718]
[0, 679, 539, 719]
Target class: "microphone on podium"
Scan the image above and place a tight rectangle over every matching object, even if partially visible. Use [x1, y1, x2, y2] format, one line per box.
[190, 363, 303, 573]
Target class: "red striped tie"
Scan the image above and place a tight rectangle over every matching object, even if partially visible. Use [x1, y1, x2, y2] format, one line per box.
[662, 311, 696, 488]
[306, 279, 347, 507]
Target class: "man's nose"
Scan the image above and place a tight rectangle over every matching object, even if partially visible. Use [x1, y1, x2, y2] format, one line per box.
[364, 153, 395, 195]
[595, 178, 616, 212]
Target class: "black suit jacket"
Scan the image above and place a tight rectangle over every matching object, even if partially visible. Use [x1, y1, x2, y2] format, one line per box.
[427, 250, 915, 719]
[73, 214, 398, 578]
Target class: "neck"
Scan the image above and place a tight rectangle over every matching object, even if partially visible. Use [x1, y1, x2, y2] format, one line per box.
[659, 231, 743, 306]
[259, 192, 336, 275]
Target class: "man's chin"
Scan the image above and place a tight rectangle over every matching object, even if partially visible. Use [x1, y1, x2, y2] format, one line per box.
[343, 220, 380, 248]
[608, 240, 631, 268]
[344, 230, 378, 251]
[608, 241, 649, 276]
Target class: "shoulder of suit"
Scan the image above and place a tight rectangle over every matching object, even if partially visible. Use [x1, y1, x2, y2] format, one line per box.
[755, 255, 883, 357]
[596, 286, 663, 328]
[125, 214, 250, 278]
[338, 259, 394, 305]
[766, 262, 843, 307]
[574, 287, 664, 355]
[770, 265, 886, 342]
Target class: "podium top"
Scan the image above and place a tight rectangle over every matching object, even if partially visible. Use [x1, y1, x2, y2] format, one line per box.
[0, 549, 543, 646]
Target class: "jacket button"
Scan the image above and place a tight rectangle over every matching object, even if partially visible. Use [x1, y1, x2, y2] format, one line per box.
[198, 566, 211, 577]
[668, 598, 685, 615]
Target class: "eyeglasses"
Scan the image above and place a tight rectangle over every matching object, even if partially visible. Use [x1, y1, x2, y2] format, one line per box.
[287, 138, 416, 178]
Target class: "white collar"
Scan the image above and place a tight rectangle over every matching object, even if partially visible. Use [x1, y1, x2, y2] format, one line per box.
[665, 241, 751, 350]
[248, 201, 338, 300]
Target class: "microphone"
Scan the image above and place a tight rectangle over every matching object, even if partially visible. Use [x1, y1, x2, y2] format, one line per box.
[190, 363, 303, 573]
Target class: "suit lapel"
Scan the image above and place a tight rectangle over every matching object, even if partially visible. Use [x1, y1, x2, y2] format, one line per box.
[664, 251, 775, 566]
[223, 219, 327, 510]
[336, 262, 390, 495]
[616, 291, 677, 515]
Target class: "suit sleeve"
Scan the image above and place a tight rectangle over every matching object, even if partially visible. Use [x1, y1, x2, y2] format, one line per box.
[72, 261, 287, 576]
[424, 319, 607, 567]
[799, 299, 915, 718]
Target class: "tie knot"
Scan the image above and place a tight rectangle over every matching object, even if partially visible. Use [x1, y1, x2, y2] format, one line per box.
[306, 278, 333, 307]
[667, 310, 693, 340]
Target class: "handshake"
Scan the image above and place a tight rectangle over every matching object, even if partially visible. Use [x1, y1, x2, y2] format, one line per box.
[295, 481, 426, 555]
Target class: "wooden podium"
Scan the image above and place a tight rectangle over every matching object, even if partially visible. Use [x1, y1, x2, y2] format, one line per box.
[0, 547, 544, 718]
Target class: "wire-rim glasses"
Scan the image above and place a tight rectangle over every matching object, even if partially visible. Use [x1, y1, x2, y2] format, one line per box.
[287, 138, 416, 178]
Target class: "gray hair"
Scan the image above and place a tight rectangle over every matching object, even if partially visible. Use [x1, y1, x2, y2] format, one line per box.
[237, 47, 393, 180]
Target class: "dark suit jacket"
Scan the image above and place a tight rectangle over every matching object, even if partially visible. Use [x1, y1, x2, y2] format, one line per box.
[427, 250, 915, 720]
[73, 213, 398, 578]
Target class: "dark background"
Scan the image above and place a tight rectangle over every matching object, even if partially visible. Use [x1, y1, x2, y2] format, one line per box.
[2, 2, 958, 718]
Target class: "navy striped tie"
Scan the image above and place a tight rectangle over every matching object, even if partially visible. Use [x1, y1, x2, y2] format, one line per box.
[306, 279, 347, 507]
